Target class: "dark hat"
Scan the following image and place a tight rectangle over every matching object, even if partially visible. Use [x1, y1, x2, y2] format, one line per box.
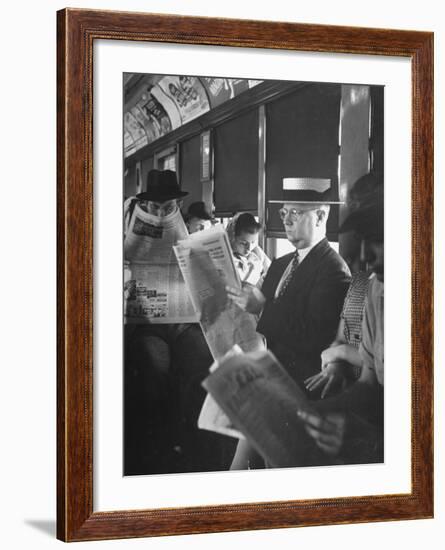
[347, 172, 381, 210]
[186, 201, 212, 220]
[269, 177, 343, 205]
[339, 185, 384, 241]
[136, 169, 188, 201]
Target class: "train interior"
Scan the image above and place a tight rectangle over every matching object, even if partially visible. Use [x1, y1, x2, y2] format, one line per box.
[123, 73, 384, 475]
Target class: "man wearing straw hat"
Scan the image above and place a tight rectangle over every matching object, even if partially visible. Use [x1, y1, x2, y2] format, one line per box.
[228, 177, 351, 470]
[228, 177, 351, 391]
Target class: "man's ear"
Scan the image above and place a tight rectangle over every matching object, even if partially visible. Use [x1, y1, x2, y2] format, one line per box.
[315, 209, 326, 225]
[177, 199, 184, 209]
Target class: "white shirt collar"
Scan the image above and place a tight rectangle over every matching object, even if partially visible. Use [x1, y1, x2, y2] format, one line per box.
[295, 236, 324, 263]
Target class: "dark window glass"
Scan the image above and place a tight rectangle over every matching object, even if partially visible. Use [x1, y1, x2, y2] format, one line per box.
[214, 109, 259, 214]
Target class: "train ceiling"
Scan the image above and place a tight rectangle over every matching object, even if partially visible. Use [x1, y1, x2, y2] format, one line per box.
[124, 73, 263, 157]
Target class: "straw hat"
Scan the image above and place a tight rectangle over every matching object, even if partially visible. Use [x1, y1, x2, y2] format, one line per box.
[268, 177, 343, 205]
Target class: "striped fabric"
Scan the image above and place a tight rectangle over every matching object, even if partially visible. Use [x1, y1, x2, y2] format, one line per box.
[341, 271, 371, 347]
[340, 271, 371, 381]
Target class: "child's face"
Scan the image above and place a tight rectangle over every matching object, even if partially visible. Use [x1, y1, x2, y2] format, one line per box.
[232, 231, 257, 257]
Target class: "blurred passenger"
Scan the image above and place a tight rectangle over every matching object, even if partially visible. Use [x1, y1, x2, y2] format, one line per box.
[342, 172, 382, 272]
[185, 201, 213, 233]
[299, 184, 384, 464]
[226, 212, 271, 287]
[303, 173, 381, 398]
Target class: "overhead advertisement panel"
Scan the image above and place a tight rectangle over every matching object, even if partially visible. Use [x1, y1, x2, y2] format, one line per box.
[138, 92, 172, 138]
[124, 111, 148, 156]
[248, 79, 263, 88]
[124, 75, 264, 156]
[201, 77, 233, 108]
[152, 75, 210, 125]
[124, 130, 137, 157]
[130, 106, 158, 144]
[228, 78, 249, 96]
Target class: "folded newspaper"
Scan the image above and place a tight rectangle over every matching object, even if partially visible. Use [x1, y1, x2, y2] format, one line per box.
[173, 227, 266, 439]
[124, 204, 197, 324]
[173, 227, 265, 358]
[202, 347, 328, 468]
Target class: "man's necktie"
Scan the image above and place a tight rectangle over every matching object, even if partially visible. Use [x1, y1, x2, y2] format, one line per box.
[276, 251, 299, 298]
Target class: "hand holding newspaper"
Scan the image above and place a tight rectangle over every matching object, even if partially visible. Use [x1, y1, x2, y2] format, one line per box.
[202, 348, 329, 468]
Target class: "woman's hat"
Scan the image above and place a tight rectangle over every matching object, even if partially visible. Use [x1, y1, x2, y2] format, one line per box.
[186, 201, 212, 220]
[136, 169, 188, 201]
[268, 177, 343, 205]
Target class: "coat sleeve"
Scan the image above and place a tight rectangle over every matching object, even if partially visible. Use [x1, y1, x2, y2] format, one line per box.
[296, 266, 351, 353]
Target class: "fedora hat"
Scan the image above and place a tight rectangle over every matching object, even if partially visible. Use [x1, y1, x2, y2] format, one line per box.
[269, 177, 343, 205]
[136, 169, 188, 202]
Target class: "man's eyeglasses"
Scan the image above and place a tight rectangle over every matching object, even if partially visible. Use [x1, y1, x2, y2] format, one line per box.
[278, 207, 318, 221]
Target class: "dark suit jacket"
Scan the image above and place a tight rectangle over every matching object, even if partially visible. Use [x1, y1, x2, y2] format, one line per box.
[257, 238, 351, 388]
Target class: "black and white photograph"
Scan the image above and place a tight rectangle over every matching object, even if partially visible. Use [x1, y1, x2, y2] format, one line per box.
[2, 0, 441, 546]
[123, 73, 384, 476]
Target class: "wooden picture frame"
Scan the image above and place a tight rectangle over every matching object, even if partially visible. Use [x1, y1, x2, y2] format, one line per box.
[57, 8, 433, 542]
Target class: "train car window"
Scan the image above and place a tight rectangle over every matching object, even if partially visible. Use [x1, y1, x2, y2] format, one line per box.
[123, 163, 137, 199]
[154, 146, 176, 171]
[213, 109, 259, 215]
[135, 162, 142, 195]
[369, 86, 384, 181]
[180, 134, 202, 212]
[163, 155, 176, 171]
[272, 237, 295, 259]
[140, 156, 154, 193]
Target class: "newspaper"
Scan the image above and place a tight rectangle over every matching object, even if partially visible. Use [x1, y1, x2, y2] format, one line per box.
[173, 227, 265, 358]
[198, 346, 245, 439]
[202, 348, 327, 468]
[124, 204, 197, 324]
[173, 227, 265, 439]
